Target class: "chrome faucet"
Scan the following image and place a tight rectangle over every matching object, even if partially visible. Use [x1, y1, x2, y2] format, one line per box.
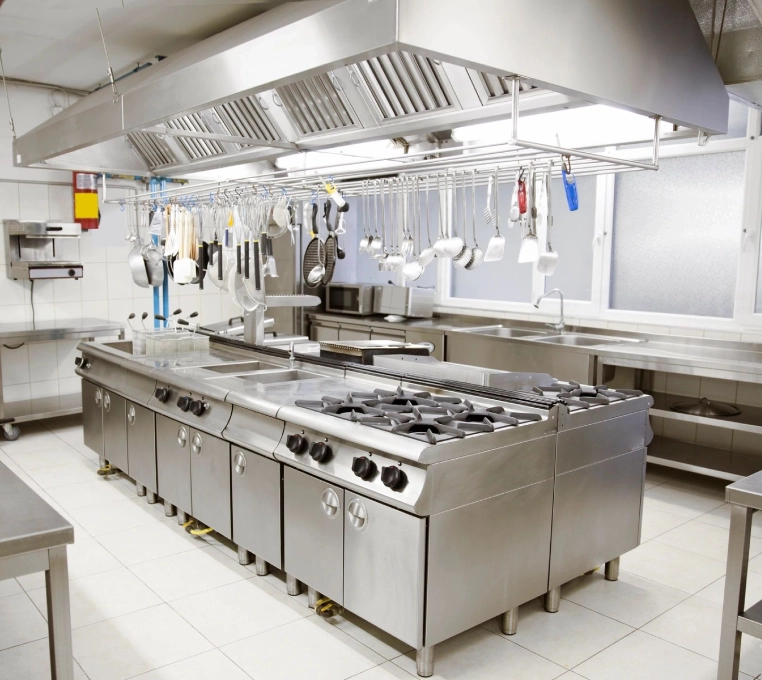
[289, 341, 296, 370]
[534, 289, 566, 334]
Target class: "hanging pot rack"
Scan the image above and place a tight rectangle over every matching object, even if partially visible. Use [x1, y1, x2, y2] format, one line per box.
[107, 78, 662, 208]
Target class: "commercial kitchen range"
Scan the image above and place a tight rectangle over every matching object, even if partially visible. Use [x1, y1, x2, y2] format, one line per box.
[75, 335, 653, 677]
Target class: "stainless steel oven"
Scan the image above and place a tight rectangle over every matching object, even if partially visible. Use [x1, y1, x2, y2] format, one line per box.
[325, 284, 375, 316]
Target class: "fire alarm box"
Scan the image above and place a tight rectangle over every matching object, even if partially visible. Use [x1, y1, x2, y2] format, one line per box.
[72, 172, 99, 230]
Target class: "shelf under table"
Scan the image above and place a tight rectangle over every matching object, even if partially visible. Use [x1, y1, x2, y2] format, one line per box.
[648, 392, 762, 435]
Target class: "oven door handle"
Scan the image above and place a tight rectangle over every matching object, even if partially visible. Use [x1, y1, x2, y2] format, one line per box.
[321, 488, 341, 518]
[347, 498, 368, 530]
[177, 427, 188, 448]
[233, 451, 246, 476]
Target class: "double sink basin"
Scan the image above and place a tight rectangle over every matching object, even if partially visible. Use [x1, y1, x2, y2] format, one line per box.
[459, 326, 644, 348]
[192, 360, 322, 385]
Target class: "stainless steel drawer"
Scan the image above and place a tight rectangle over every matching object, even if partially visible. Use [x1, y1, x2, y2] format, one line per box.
[127, 402, 156, 494]
[103, 390, 128, 472]
[190, 430, 232, 539]
[82, 380, 103, 457]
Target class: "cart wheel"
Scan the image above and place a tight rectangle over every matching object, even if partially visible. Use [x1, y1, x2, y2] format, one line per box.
[3, 424, 20, 441]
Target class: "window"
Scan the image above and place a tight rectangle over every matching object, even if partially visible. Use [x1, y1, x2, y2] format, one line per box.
[610, 152, 745, 318]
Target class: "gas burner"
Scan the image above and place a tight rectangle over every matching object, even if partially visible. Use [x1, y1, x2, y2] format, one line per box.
[533, 381, 643, 408]
[391, 414, 467, 444]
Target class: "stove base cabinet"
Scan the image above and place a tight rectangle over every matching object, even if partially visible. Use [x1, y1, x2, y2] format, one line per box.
[549, 410, 648, 592]
[284, 467, 344, 603]
[344, 493, 426, 649]
[156, 415, 191, 515]
[102, 390, 128, 473]
[231, 449, 280, 565]
[425, 478, 554, 648]
[126, 402, 156, 496]
[82, 380, 104, 458]
[190, 430, 232, 540]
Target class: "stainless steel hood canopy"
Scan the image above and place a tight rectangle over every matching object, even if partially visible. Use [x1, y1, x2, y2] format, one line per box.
[14, 0, 729, 176]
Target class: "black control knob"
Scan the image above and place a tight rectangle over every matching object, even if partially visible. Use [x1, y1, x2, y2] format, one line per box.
[381, 466, 407, 491]
[286, 434, 308, 454]
[189, 400, 206, 417]
[309, 441, 333, 464]
[176, 395, 191, 412]
[352, 456, 377, 480]
[155, 387, 171, 403]
[74, 357, 89, 369]
[68, 269, 76, 277]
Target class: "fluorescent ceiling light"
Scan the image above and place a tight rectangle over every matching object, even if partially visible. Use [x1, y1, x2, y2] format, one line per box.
[452, 105, 675, 147]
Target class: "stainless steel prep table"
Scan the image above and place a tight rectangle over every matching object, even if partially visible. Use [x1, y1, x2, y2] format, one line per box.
[719, 471, 762, 680]
[0, 317, 124, 439]
[0, 460, 74, 680]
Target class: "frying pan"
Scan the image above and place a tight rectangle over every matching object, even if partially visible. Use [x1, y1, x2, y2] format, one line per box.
[302, 203, 324, 288]
[321, 200, 337, 286]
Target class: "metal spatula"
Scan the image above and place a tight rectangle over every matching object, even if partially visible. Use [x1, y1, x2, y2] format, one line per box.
[518, 165, 540, 263]
[483, 168, 505, 262]
[536, 162, 558, 276]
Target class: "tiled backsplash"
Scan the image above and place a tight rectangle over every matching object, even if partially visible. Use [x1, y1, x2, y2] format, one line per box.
[0, 181, 242, 402]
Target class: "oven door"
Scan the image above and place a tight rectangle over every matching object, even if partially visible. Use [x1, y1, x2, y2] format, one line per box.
[344, 492, 426, 648]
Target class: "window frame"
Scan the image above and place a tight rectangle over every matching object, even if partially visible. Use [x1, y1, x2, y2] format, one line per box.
[434, 107, 762, 334]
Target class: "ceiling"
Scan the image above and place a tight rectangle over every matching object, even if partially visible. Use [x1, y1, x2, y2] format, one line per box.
[0, 0, 296, 91]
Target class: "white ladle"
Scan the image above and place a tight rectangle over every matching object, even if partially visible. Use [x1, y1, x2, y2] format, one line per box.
[437, 174, 464, 257]
[453, 173, 472, 268]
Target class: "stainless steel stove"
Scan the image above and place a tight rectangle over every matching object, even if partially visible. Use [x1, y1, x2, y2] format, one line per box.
[76, 340, 653, 678]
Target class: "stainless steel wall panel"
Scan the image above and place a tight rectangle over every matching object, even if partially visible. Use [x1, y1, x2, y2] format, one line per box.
[231, 449, 282, 569]
[426, 479, 554, 647]
[344, 492, 426, 649]
[549, 448, 646, 590]
[556, 411, 646, 475]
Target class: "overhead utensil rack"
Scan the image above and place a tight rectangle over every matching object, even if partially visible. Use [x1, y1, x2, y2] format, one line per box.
[106, 79, 662, 207]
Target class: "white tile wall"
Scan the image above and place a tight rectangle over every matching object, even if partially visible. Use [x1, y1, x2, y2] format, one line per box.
[0, 181, 238, 404]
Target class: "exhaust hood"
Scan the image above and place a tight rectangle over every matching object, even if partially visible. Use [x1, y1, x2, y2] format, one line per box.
[14, 0, 729, 177]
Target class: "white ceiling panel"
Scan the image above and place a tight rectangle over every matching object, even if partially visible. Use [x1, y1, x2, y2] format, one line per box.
[0, 1, 294, 90]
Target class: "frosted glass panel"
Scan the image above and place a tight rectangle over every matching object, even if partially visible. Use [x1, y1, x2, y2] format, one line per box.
[610, 152, 744, 318]
[543, 176, 596, 301]
[756, 215, 762, 314]
[333, 192, 438, 291]
[451, 180, 533, 302]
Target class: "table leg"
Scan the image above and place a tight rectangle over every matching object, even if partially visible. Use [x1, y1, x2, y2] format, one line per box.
[718, 504, 753, 680]
[45, 546, 74, 680]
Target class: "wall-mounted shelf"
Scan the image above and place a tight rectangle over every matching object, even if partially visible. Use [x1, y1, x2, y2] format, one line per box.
[648, 392, 762, 435]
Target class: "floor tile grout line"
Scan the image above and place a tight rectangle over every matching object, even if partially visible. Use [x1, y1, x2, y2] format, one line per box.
[636, 628, 726, 667]
[477, 615, 578, 673]
[567, 628, 641, 674]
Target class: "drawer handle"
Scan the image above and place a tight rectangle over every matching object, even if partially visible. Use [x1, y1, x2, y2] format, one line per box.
[234, 451, 246, 476]
[94, 388, 102, 406]
[191, 433, 202, 455]
[321, 488, 341, 519]
[177, 427, 187, 448]
[347, 499, 368, 531]
[127, 405, 135, 424]
[103, 392, 111, 412]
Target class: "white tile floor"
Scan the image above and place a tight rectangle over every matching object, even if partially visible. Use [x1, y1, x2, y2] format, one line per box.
[1, 415, 762, 680]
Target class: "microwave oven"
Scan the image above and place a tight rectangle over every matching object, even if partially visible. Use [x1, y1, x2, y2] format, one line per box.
[325, 284, 375, 315]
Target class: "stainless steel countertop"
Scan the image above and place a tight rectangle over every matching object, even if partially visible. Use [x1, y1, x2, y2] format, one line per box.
[309, 313, 762, 381]
[0, 460, 73, 559]
[0, 317, 124, 344]
[726, 470, 762, 510]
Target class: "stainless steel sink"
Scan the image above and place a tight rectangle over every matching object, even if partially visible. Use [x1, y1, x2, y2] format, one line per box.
[201, 361, 279, 374]
[532, 334, 636, 347]
[460, 327, 548, 339]
[240, 369, 323, 384]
